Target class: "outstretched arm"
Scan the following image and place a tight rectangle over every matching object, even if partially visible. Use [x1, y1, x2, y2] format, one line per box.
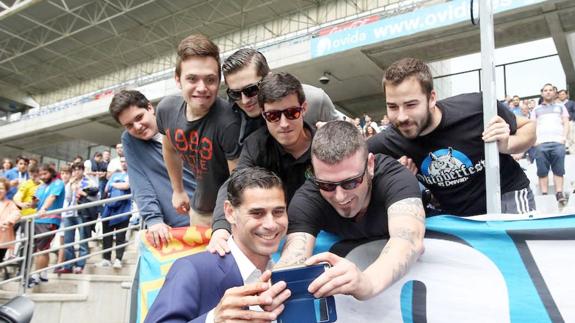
[306, 197, 425, 300]
[161, 135, 189, 214]
[275, 232, 316, 268]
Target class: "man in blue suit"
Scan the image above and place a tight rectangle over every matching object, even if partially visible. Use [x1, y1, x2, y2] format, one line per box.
[145, 167, 291, 323]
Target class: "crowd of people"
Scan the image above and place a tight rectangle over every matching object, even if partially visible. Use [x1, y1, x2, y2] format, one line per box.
[1, 31, 573, 321]
[0, 142, 132, 286]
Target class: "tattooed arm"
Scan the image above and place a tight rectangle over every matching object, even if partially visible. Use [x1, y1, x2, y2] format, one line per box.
[275, 232, 316, 268]
[305, 197, 425, 300]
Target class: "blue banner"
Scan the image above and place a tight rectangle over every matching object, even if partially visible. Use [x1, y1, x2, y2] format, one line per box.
[311, 0, 546, 58]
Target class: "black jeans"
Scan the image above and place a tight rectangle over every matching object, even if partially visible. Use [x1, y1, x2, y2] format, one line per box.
[101, 219, 129, 261]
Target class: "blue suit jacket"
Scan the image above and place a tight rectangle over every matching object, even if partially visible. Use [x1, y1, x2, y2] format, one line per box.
[145, 252, 243, 323]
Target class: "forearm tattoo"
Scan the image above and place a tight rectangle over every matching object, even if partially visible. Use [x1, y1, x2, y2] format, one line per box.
[276, 233, 310, 268]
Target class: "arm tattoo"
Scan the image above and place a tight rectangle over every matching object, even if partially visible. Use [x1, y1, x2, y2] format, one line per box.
[276, 233, 310, 268]
[388, 197, 425, 224]
[391, 247, 418, 283]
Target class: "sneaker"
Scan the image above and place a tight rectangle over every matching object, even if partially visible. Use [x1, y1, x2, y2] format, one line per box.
[54, 268, 73, 274]
[95, 259, 112, 268]
[556, 192, 568, 206]
[73, 267, 83, 274]
[26, 277, 40, 288]
[113, 259, 123, 269]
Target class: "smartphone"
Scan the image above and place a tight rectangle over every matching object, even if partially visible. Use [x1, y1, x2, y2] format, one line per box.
[271, 263, 337, 323]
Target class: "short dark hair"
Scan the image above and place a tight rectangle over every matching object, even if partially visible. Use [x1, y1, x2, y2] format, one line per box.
[558, 89, 568, 95]
[39, 164, 57, 178]
[71, 162, 84, 171]
[15, 155, 29, 164]
[227, 167, 284, 207]
[312, 120, 367, 165]
[222, 48, 270, 81]
[93, 152, 102, 158]
[175, 34, 221, 79]
[383, 57, 434, 99]
[541, 83, 554, 92]
[109, 90, 151, 124]
[257, 72, 305, 110]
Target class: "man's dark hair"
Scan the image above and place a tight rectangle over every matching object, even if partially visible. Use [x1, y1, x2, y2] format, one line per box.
[175, 34, 221, 79]
[558, 89, 568, 95]
[312, 120, 367, 165]
[222, 48, 270, 80]
[15, 155, 29, 164]
[39, 164, 57, 179]
[257, 72, 305, 110]
[71, 162, 85, 171]
[383, 57, 434, 99]
[541, 83, 554, 92]
[227, 167, 284, 207]
[109, 90, 151, 124]
[93, 152, 102, 158]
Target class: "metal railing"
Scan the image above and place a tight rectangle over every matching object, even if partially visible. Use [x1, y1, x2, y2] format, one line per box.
[0, 194, 139, 295]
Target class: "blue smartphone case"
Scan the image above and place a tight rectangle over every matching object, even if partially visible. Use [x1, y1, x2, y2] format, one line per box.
[271, 264, 337, 323]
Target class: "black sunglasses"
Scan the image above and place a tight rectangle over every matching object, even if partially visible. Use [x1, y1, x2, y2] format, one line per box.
[226, 83, 260, 101]
[262, 107, 304, 123]
[313, 161, 368, 192]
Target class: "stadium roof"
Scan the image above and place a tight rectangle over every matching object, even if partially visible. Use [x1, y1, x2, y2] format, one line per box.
[0, 0, 322, 100]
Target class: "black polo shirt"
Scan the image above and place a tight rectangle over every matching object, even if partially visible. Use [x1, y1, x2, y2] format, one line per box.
[212, 122, 314, 232]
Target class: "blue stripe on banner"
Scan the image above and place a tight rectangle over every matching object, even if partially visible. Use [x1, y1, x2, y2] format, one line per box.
[401, 281, 414, 323]
[426, 215, 575, 322]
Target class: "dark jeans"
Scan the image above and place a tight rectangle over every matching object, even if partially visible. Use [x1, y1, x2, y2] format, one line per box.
[63, 216, 90, 269]
[102, 219, 129, 261]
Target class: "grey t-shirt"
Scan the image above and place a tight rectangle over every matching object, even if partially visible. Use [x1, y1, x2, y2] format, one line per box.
[156, 95, 241, 213]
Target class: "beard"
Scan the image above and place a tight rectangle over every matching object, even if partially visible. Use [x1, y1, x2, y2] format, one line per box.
[393, 103, 433, 139]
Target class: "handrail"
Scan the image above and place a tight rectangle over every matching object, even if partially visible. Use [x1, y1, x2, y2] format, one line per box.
[0, 193, 139, 296]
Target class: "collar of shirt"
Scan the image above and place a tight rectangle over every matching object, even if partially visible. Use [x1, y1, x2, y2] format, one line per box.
[152, 133, 163, 143]
[228, 236, 273, 284]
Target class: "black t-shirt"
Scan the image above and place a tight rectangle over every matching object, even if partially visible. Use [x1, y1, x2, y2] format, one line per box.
[367, 92, 530, 216]
[211, 122, 314, 232]
[156, 95, 241, 213]
[287, 154, 421, 239]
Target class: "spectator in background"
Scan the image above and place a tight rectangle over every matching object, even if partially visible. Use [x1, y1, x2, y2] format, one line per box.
[1, 159, 13, 177]
[365, 125, 377, 139]
[84, 152, 102, 190]
[29, 158, 39, 169]
[55, 165, 72, 273]
[74, 163, 100, 240]
[98, 150, 111, 199]
[362, 114, 380, 134]
[380, 115, 391, 131]
[353, 117, 362, 133]
[531, 84, 570, 206]
[28, 164, 65, 287]
[558, 89, 575, 153]
[13, 164, 40, 218]
[5, 156, 29, 200]
[108, 90, 196, 248]
[99, 157, 131, 269]
[56, 164, 93, 274]
[509, 95, 522, 116]
[72, 156, 83, 164]
[0, 178, 20, 261]
[106, 143, 124, 178]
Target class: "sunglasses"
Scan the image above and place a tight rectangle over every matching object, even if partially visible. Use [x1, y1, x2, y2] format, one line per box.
[313, 161, 368, 192]
[262, 107, 304, 123]
[226, 83, 260, 101]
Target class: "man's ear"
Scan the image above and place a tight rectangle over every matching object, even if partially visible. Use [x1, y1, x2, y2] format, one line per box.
[429, 89, 437, 109]
[224, 201, 236, 225]
[175, 73, 182, 90]
[367, 152, 376, 177]
[301, 101, 308, 115]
